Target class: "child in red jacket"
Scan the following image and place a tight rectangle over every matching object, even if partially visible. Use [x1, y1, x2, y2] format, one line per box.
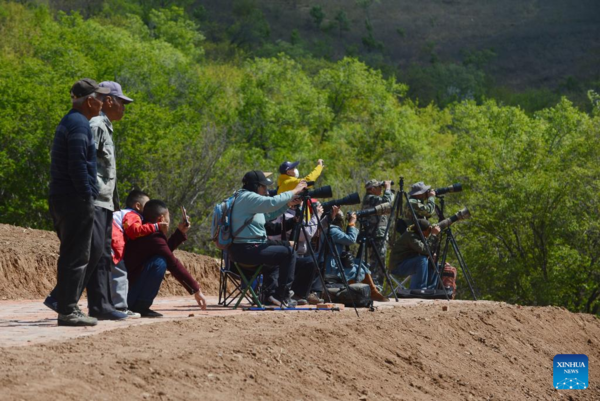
[111, 190, 165, 317]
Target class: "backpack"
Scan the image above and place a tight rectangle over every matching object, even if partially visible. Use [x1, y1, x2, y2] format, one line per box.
[441, 262, 457, 299]
[327, 283, 373, 308]
[211, 191, 255, 250]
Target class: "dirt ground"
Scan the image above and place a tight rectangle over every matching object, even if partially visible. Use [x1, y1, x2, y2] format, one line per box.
[0, 302, 598, 400]
[1, 224, 600, 400]
[0, 224, 221, 299]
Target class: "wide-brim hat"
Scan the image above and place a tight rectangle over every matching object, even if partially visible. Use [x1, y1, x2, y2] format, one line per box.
[243, 170, 273, 187]
[408, 181, 431, 196]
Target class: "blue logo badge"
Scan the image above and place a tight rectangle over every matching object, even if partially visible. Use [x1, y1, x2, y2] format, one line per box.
[553, 354, 588, 390]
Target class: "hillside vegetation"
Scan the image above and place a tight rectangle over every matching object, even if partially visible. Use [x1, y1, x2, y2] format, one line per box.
[0, 1, 599, 314]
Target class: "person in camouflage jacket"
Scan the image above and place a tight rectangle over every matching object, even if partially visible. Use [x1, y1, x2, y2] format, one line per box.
[360, 179, 394, 284]
[401, 181, 437, 232]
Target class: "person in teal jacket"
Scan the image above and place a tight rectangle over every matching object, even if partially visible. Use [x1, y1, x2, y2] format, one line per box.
[228, 170, 308, 307]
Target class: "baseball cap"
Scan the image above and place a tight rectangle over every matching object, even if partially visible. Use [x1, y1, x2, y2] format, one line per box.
[278, 161, 300, 174]
[243, 171, 273, 187]
[70, 78, 111, 99]
[365, 179, 384, 189]
[99, 81, 134, 104]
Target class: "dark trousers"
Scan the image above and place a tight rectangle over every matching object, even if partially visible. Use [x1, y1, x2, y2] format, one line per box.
[229, 243, 296, 300]
[50, 206, 115, 315]
[291, 256, 322, 298]
[49, 195, 94, 315]
[128, 256, 167, 312]
[84, 207, 115, 315]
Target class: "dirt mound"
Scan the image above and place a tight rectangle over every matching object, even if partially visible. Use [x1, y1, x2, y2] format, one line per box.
[0, 224, 220, 299]
[0, 302, 598, 400]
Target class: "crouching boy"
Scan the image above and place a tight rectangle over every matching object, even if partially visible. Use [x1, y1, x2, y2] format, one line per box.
[123, 200, 207, 317]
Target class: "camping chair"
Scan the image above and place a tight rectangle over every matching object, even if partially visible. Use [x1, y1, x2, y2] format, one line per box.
[386, 274, 410, 297]
[218, 252, 264, 309]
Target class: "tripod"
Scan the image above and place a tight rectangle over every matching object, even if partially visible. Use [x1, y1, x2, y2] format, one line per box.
[385, 178, 450, 301]
[355, 218, 399, 302]
[291, 197, 360, 317]
[434, 196, 479, 300]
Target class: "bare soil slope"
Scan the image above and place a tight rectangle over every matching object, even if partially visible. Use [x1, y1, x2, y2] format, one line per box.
[0, 302, 599, 400]
[0, 224, 220, 299]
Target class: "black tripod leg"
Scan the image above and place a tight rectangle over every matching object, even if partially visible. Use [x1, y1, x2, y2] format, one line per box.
[301, 224, 332, 303]
[367, 238, 399, 302]
[448, 232, 478, 300]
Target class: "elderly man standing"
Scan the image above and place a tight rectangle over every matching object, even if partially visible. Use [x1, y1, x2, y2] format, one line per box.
[46, 81, 134, 321]
[47, 78, 109, 326]
[82, 81, 135, 320]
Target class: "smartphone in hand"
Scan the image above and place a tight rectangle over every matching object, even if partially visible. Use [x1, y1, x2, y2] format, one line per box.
[180, 206, 190, 227]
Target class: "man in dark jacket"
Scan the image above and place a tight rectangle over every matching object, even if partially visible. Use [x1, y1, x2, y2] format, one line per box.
[47, 78, 110, 326]
[389, 219, 440, 290]
[124, 200, 207, 317]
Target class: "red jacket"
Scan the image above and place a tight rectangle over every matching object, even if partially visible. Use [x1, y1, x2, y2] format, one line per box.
[123, 229, 200, 295]
[111, 208, 158, 265]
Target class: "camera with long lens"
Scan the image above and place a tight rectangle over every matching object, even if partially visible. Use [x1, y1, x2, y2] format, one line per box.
[434, 183, 462, 196]
[437, 207, 471, 230]
[321, 192, 361, 212]
[268, 180, 317, 197]
[299, 185, 332, 199]
[351, 202, 392, 219]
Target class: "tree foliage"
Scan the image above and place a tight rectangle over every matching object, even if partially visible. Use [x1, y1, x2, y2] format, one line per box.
[0, 1, 599, 314]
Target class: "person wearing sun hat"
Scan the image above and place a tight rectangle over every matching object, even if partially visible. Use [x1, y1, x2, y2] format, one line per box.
[399, 181, 437, 234]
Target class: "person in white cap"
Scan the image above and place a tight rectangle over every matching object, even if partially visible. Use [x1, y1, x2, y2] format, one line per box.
[83, 81, 135, 320]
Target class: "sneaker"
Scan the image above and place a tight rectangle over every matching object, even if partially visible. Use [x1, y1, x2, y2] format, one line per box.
[138, 309, 163, 318]
[119, 309, 141, 319]
[90, 310, 128, 321]
[58, 309, 98, 327]
[292, 296, 308, 306]
[307, 293, 324, 305]
[43, 295, 58, 312]
[266, 295, 298, 308]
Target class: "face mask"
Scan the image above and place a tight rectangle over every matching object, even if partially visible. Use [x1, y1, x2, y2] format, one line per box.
[293, 168, 299, 178]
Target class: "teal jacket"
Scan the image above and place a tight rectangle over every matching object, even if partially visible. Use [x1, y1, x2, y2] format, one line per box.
[231, 189, 294, 244]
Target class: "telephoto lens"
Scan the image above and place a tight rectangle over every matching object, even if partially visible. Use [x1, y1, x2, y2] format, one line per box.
[321, 192, 361, 212]
[434, 183, 462, 196]
[437, 207, 471, 230]
[352, 202, 392, 219]
[300, 185, 333, 199]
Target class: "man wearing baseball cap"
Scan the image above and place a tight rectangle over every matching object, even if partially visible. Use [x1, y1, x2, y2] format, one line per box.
[360, 179, 394, 285]
[46, 78, 110, 326]
[46, 80, 136, 321]
[82, 81, 135, 320]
